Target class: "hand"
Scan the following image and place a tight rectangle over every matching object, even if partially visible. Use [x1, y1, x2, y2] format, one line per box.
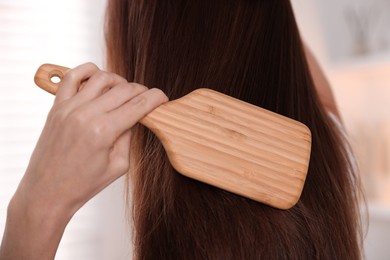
[18, 62, 167, 214]
[0, 63, 168, 260]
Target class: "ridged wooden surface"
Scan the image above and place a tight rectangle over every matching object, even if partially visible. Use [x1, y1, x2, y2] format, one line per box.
[35, 64, 311, 209]
[141, 89, 311, 209]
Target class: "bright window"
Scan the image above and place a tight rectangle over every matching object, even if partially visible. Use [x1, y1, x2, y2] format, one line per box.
[0, 1, 130, 259]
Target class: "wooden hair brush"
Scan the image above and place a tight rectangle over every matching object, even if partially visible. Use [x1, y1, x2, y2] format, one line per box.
[34, 64, 311, 209]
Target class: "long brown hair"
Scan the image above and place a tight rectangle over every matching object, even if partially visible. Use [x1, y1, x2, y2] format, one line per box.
[106, 1, 363, 259]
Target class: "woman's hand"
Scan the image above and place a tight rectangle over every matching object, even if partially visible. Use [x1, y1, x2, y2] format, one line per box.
[18, 62, 167, 214]
[0, 63, 168, 260]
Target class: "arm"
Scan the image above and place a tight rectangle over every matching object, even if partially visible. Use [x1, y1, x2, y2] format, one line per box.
[0, 63, 168, 260]
[304, 46, 342, 121]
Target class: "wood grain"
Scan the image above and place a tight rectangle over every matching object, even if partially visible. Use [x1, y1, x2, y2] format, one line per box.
[34, 64, 311, 209]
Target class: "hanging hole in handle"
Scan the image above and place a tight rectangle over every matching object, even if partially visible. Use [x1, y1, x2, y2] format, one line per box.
[49, 70, 64, 84]
[51, 75, 61, 83]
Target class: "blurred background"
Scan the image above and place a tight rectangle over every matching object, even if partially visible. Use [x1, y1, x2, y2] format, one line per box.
[0, 0, 389, 259]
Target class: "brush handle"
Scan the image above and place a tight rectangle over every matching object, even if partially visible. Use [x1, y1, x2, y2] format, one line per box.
[34, 64, 70, 95]
[34, 64, 153, 126]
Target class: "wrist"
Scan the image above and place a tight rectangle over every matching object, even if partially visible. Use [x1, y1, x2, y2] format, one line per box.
[0, 194, 72, 260]
[8, 186, 74, 228]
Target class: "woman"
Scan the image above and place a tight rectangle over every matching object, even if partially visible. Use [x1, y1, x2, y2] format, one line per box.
[0, 0, 363, 259]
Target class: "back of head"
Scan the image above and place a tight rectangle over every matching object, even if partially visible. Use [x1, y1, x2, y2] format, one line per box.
[106, 1, 362, 259]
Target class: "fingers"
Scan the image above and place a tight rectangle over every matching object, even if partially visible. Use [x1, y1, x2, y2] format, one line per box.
[90, 82, 148, 112]
[76, 71, 127, 102]
[108, 88, 168, 138]
[51, 62, 168, 145]
[55, 63, 99, 104]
